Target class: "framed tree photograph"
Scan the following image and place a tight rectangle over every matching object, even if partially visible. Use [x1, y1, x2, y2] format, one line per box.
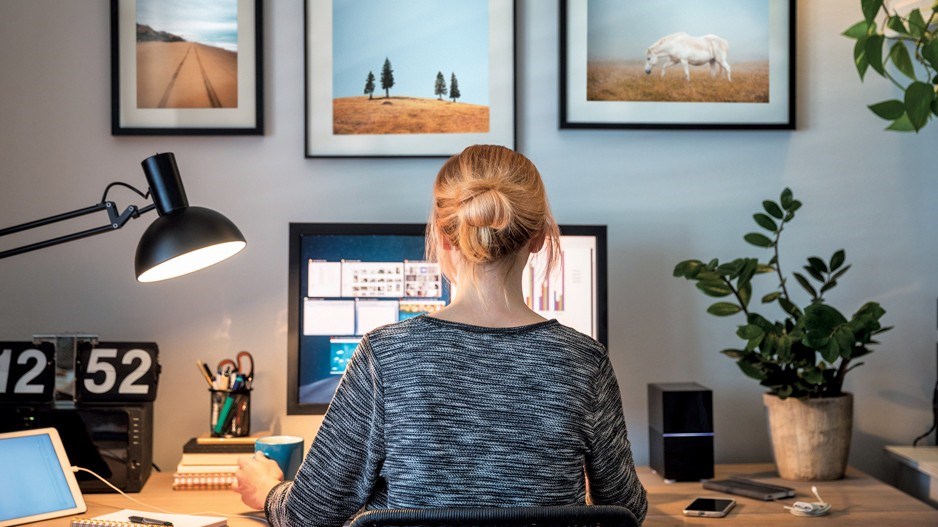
[560, 0, 795, 130]
[111, 0, 263, 135]
[305, 0, 516, 158]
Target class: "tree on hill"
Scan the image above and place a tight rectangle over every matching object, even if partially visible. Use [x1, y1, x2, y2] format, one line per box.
[364, 71, 376, 100]
[449, 72, 461, 102]
[381, 57, 395, 98]
[434, 71, 447, 100]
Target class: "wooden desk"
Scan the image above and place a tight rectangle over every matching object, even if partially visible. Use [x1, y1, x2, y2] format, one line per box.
[638, 463, 938, 526]
[36, 464, 938, 527]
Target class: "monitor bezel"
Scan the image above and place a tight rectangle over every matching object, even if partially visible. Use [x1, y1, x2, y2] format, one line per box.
[286, 222, 608, 415]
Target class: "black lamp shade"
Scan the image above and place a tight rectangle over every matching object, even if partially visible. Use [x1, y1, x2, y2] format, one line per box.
[135, 206, 246, 283]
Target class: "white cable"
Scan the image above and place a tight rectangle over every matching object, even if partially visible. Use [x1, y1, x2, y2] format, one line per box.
[71, 466, 269, 524]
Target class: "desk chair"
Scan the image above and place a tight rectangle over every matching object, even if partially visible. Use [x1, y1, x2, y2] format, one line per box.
[348, 506, 639, 527]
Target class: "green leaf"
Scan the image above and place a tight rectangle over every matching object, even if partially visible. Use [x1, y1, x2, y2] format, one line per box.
[830, 250, 846, 271]
[738, 282, 752, 308]
[932, 99, 938, 117]
[674, 259, 704, 278]
[831, 264, 852, 281]
[887, 15, 908, 35]
[753, 213, 777, 232]
[737, 324, 764, 340]
[720, 349, 747, 359]
[889, 42, 915, 80]
[777, 335, 793, 362]
[908, 8, 927, 37]
[905, 82, 935, 131]
[778, 297, 802, 318]
[819, 280, 839, 295]
[763, 200, 784, 219]
[807, 256, 829, 275]
[762, 291, 782, 303]
[708, 302, 742, 316]
[780, 188, 793, 209]
[821, 339, 841, 363]
[737, 360, 766, 381]
[793, 272, 818, 298]
[744, 233, 774, 248]
[887, 112, 916, 131]
[855, 37, 870, 80]
[923, 40, 938, 71]
[803, 265, 825, 282]
[861, 0, 884, 24]
[756, 264, 775, 274]
[696, 279, 734, 297]
[865, 35, 886, 76]
[801, 368, 825, 385]
[789, 200, 802, 213]
[844, 20, 871, 39]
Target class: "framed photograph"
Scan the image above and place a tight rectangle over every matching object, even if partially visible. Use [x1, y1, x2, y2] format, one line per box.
[111, 0, 263, 135]
[305, 0, 516, 158]
[560, 0, 795, 130]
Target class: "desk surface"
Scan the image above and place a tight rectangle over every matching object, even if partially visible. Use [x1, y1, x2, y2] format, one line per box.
[36, 463, 938, 527]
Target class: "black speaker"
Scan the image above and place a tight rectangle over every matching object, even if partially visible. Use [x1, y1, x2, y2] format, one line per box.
[648, 382, 714, 482]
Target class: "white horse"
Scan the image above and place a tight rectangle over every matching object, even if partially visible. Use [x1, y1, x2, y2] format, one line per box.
[644, 33, 731, 81]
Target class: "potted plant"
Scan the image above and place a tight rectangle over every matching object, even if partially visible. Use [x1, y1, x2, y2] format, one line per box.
[673, 188, 890, 480]
[844, 0, 938, 132]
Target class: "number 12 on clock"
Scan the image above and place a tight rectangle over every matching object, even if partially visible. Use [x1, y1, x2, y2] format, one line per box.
[0, 342, 56, 402]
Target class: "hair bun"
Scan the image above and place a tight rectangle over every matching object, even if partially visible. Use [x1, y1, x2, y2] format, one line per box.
[457, 180, 512, 230]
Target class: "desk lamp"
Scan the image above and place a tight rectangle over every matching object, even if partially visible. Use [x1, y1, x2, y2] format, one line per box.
[0, 152, 246, 282]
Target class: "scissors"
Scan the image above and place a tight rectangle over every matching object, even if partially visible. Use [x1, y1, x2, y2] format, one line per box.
[235, 350, 254, 381]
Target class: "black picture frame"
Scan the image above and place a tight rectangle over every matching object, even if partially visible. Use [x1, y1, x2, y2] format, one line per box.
[111, 0, 264, 135]
[304, 0, 517, 158]
[560, 0, 796, 130]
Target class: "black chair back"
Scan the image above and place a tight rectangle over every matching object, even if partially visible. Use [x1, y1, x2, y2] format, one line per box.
[348, 505, 639, 527]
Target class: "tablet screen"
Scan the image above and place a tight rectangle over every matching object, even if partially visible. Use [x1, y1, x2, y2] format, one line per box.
[0, 429, 85, 525]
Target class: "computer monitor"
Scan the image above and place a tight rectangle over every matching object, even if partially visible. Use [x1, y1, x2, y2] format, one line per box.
[286, 223, 607, 414]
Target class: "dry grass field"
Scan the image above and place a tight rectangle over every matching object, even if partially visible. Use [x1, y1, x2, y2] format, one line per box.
[333, 96, 490, 134]
[587, 60, 769, 103]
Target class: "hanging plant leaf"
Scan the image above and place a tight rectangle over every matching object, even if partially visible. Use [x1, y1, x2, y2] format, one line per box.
[696, 280, 733, 297]
[908, 8, 927, 38]
[762, 291, 782, 303]
[889, 42, 915, 80]
[844, 20, 871, 39]
[887, 15, 908, 35]
[886, 112, 915, 131]
[861, 0, 884, 25]
[923, 40, 938, 71]
[905, 81, 935, 131]
[865, 34, 886, 76]
[854, 37, 870, 79]
[808, 256, 829, 275]
[869, 99, 906, 120]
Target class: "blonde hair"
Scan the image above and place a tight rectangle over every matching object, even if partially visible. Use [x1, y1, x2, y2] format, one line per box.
[426, 145, 560, 287]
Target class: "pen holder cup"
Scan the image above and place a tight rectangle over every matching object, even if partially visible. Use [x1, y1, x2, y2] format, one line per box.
[209, 388, 252, 437]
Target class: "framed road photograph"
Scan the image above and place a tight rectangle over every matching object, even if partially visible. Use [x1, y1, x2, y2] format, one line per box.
[305, 0, 516, 158]
[560, 0, 795, 130]
[111, 0, 263, 135]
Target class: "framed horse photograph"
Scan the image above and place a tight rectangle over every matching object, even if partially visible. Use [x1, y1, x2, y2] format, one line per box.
[560, 0, 795, 130]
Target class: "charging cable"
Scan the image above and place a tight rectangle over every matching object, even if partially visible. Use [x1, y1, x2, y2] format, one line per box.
[71, 466, 268, 524]
[783, 486, 831, 517]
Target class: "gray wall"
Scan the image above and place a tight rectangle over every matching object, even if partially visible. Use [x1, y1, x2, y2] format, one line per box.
[1, 0, 935, 484]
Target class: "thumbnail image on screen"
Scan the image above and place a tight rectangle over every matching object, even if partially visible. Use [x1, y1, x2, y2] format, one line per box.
[287, 223, 606, 414]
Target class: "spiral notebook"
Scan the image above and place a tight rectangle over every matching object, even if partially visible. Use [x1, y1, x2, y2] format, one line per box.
[81, 509, 226, 527]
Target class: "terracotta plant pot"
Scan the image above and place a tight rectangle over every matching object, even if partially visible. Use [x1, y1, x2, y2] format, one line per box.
[762, 392, 853, 481]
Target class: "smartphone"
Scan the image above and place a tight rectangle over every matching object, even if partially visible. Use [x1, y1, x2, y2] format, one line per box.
[682, 497, 736, 517]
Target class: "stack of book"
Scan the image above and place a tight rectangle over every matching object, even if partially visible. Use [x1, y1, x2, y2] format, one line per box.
[173, 436, 255, 490]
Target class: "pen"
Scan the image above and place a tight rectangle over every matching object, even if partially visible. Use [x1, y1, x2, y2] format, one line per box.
[196, 360, 214, 388]
[128, 516, 174, 526]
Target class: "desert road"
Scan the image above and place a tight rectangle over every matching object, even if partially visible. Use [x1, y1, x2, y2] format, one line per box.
[136, 41, 238, 108]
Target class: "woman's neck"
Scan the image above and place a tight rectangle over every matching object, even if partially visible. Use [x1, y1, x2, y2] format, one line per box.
[430, 252, 548, 327]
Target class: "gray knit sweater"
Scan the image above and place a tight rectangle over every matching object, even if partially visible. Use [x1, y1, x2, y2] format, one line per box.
[266, 316, 648, 525]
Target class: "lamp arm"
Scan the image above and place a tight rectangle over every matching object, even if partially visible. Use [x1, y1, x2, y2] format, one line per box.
[0, 190, 157, 260]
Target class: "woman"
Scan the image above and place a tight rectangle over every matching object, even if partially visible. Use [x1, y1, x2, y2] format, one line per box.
[233, 145, 648, 525]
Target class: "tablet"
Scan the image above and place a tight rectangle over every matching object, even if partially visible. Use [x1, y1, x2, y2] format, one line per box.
[0, 427, 87, 526]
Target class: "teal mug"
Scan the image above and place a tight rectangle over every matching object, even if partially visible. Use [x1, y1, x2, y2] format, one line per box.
[255, 435, 304, 480]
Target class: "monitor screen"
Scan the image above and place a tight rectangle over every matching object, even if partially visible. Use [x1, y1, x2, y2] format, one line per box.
[286, 223, 607, 414]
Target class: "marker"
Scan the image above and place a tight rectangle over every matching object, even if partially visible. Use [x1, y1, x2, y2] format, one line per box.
[128, 516, 173, 526]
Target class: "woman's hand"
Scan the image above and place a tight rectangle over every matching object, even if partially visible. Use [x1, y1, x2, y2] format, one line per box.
[232, 451, 284, 509]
